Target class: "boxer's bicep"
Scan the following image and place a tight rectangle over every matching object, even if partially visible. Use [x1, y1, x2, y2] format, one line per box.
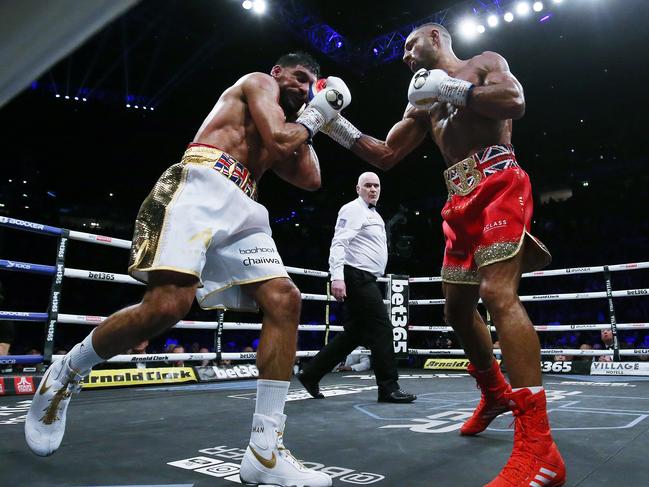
[469, 52, 525, 120]
[484, 70, 524, 101]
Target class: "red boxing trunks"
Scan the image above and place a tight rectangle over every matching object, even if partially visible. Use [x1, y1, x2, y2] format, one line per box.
[440, 144, 551, 284]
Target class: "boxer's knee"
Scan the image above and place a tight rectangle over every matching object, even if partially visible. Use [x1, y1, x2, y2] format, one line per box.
[139, 283, 195, 332]
[479, 279, 518, 317]
[259, 279, 301, 327]
[443, 284, 477, 328]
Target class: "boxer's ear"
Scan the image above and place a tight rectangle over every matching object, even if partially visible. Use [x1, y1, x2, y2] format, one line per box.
[270, 65, 282, 78]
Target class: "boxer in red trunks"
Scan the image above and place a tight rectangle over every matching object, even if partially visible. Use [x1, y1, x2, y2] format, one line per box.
[315, 23, 565, 487]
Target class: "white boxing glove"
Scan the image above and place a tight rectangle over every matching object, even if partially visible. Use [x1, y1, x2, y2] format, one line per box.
[297, 76, 351, 138]
[407, 68, 473, 109]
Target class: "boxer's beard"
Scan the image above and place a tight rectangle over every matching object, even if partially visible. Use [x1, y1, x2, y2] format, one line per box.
[279, 91, 302, 117]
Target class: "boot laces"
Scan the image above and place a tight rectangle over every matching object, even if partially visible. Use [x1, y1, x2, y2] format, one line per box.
[499, 408, 533, 483]
[472, 381, 506, 418]
[276, 431, 309, 472]
[500, 405, 548, 483]
[40, 369, 84, 424]
[474, 383, 488, 414]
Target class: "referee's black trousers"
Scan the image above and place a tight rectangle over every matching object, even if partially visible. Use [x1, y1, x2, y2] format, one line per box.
[300, 265, 399, 394]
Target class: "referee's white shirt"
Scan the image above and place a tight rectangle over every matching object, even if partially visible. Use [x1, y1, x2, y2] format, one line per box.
[328, 196, 387, 281]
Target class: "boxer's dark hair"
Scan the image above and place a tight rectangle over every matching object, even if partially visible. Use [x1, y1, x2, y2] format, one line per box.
[276, 51, 320, 78]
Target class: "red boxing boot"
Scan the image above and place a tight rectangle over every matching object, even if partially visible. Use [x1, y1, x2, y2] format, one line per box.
[484, 388, 566, 487]
[461, 359, 512, 436]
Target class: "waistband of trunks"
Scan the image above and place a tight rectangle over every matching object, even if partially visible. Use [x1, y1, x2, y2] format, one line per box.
[181, 143, 258, 201]
[443, 144, 519, 197]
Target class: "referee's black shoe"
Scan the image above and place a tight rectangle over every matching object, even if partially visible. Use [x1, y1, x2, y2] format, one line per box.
[378, 389, 417, 403]
[297, 372, 325, 399]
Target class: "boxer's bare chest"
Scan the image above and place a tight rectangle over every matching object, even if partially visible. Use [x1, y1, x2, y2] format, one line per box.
[427, 64, 509, 166]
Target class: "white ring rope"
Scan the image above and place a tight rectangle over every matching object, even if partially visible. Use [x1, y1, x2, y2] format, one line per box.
[56, 313, 344, 332]
[3, 217, 647, 281]
[63, 267, 649, 306]
[68, 230, 131, 249]
[409, 348, 649, 357]
[51, 348, 372, 363]
[2, 217, 648, 365]
[409, 289, 649, 306]
[49, 346, 649, 363]
[409, 323, 649, 332]
[55, 314, 649, 333]
[408, 262, 649, 282]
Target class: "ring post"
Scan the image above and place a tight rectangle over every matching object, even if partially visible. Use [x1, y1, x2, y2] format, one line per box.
[388, 274, 409, 358]
[44, 229, 69, 363]
[215, 308, 224, 363]
[324, 281, 331, 345]
[603, 266, 621, 361]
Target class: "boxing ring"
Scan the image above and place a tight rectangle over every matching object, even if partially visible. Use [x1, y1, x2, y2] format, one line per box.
[1, 216, 649, 486]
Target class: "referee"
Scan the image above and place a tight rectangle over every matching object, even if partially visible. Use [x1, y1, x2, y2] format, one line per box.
[298, 172, 416, 403]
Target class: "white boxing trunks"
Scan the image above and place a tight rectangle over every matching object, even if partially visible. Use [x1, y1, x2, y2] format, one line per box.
[128, 143, 289, 311]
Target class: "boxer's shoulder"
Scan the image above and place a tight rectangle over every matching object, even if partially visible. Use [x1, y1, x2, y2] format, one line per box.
[239, 72, 279, 94]
[469, 51, 510, 72]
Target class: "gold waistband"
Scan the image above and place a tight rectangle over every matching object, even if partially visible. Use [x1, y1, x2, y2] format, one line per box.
[181, 145, 258, 200]
[443, 145, 517, 197]
[181, 145, 226, 165]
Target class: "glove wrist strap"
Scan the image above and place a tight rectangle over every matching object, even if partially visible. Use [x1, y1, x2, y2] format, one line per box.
[323, 115, 361, 149]
[296, 105, 326, 138]
[438, 77, 474, 107]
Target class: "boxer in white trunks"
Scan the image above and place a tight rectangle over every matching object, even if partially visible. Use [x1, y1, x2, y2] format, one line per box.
[25, 51, 352, 487]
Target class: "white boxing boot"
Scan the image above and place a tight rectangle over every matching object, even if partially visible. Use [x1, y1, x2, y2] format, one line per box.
[25, 356, 86, 456]
[239, 413, 332, 486]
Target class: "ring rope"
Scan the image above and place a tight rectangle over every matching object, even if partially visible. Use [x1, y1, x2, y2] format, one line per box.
[409, 348, 649, 357]
[324, 281, 331, 345]
[2, 217, 647, 281]
[9, 260, 647, 305]
[1, 216, 648, 366]
[3, 311, 647, 333]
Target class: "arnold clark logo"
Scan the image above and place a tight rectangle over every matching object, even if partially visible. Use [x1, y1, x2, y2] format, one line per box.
[130, 355, 168, 362]
[533, 294, 559, 300]
[168, 445, 385, 484]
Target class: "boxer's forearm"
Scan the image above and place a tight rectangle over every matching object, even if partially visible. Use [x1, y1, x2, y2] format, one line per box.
[272, 123, 313, 159]
[350, 116, 427, 170]
[350, 135, 402, 171]
[274, 143, 321, 191]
